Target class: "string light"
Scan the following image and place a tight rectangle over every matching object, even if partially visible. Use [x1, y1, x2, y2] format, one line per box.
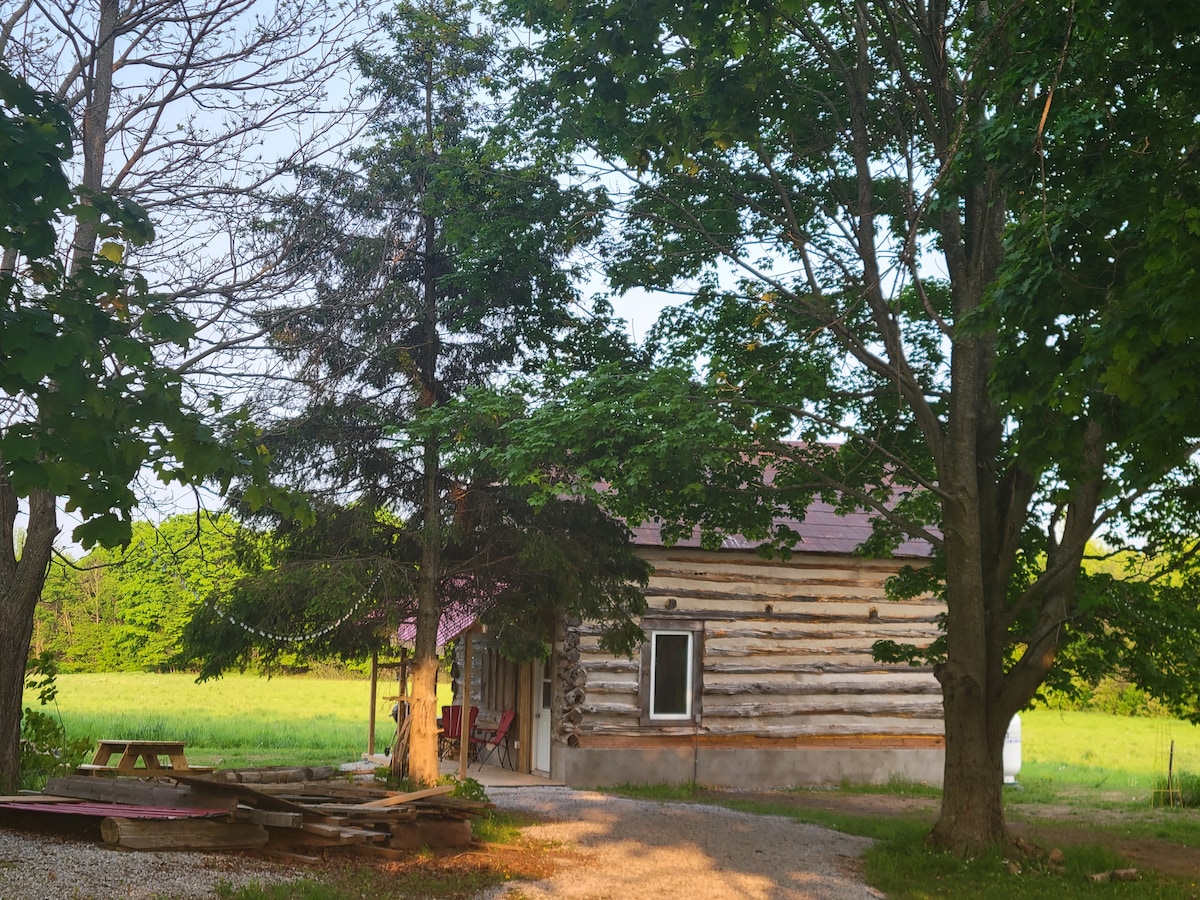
[145, 539, 383, 645]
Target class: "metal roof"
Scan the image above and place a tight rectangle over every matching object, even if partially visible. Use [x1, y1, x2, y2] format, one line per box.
[629, 499, 933, 558]
[394, 599, 478, 651]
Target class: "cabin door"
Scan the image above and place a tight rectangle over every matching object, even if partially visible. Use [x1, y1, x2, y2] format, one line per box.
[532, 657, 552, 775]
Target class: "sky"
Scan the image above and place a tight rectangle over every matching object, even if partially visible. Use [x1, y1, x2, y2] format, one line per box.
[608, 294, 678, 343]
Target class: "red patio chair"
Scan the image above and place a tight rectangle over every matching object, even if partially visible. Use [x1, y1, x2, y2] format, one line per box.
[438, 704, 478, 759]
[470, 708, 515, 770]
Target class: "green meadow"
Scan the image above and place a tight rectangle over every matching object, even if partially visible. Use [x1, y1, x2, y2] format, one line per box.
[24, 672, 454, 769]
[23, 674, 1200, 899]
[26, 672, 1200, 791]
[1020, 708, 1200, 792]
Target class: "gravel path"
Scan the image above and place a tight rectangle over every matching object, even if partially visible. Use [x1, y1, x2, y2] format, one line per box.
[481, 786, 883, 900]
[0, 786, 881, 899]
[0, 825, 296, 899]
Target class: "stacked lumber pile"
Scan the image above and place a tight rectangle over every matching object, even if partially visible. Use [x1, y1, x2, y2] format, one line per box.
[37, 773, 489, 857]
[204, 765, 340, 784]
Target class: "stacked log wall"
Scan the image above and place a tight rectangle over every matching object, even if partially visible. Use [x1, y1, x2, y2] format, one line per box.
[564, 547, 944, 748]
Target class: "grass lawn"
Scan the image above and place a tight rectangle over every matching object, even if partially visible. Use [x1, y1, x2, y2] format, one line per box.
[24, 671, 454, 769]
[22, 674, 1200, 899]
[1021, 708, 1200, 792]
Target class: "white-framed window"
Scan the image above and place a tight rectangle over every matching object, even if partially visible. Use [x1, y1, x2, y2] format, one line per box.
[641, 620, 704, 723]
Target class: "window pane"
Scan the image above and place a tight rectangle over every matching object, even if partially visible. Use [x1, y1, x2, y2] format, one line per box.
[652, 633, 690, 717]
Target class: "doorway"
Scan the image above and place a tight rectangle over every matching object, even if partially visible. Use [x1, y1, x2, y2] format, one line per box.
[532, 656, 552, 775]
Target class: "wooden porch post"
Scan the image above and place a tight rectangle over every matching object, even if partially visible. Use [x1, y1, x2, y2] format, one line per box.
[368, 647, 379, 756]
[458, 628, 473, 781]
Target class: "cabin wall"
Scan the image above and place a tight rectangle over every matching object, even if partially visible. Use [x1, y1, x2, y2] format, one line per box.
[552, 547, 945, 788]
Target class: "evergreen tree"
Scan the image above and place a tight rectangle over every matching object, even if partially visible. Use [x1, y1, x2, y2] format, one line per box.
[181, 0, 646, 784]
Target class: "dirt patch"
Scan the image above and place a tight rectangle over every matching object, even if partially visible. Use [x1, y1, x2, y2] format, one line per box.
[252, 837, 574, 899]
[1011, 824, 1200, 881]
[692, 787, 1200, 882]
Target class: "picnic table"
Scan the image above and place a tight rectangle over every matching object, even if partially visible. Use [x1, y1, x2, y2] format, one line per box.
[77, 739, 213, 775]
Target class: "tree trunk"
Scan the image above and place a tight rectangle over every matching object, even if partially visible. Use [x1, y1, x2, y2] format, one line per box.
[407, 457, 442, 785]
[407, 616, 440, 785]
[0, 485, 59, 794]
[404, 44, 445, 788]
[929, 660, 1009, 851]
[69, 0, 118, 273]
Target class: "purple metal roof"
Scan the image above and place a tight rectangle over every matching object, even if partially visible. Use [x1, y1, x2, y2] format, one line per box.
[395, 600, 478, 650]
[629, 499, 933, 558]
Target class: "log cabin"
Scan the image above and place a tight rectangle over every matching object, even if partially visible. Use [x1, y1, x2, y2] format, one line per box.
[459, 500, 945, 788]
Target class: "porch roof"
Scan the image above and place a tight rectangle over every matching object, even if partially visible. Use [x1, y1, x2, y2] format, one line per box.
[395, 600, 478, 652]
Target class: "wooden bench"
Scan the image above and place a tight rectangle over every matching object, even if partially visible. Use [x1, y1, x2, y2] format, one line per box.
[77, 740, 214, 776]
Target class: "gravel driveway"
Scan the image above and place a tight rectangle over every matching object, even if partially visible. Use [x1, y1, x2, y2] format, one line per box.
[1, 786, 881, 899]
[0, 824, 295, 899]
[482, 786, 883, 900]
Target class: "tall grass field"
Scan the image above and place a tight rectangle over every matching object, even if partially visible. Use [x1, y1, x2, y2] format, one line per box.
[24, 672, 454, 769]
[1020, 708, 1200, 792]
[24, 672, 1200, 788]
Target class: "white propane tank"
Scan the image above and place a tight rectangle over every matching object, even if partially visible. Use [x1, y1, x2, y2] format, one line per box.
[1003, 714, 1022, 784]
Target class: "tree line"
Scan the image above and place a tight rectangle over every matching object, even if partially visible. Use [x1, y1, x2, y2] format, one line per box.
[32, 515, 243, 674]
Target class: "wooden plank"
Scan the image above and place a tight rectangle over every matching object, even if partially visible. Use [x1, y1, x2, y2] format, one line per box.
[267, 829, 345, 849]
[579, 696, 943, 720]
[699, 698, 944, 718]
[96, 740, 186, 753]
[705, 624, 941, 640]
[640, 546, 918, 571]
[583, 607, 940, 628]
[575, 702, 640, 717]
[231, 807, 306, 828]
[580, 679, 640, 695]
[703, 661, 935, 674]
[301, 822, 386, 844]
[575, 732, 946, 750]
[250, 781, 390, 800]
[579, 659, 639, 674]
[704, 640, 895, 657]
[702, 678, 942, 696]
[734, 625, 940, 642]
[570, 717, 946, 738]
[170, 775, 317, 815]
[44, 776, 237, 812]
[75, 763, 214, 776]
[211, 765, 336, 784]
[311, 803, 418, 821]
[359, 784, 454, 808]
[100, 817, 267, 850]
[388, 817, 472, 850]
[639, 597, 941, 620]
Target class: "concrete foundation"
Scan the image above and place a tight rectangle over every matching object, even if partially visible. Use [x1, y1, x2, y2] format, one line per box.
[555, 745, 944, 789]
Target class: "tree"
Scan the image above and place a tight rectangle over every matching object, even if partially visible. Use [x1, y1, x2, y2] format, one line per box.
[0, 65, 280, 792]
[496, 0, 1200, 852]
[180, 0, 647, 785]
[1, 0, 369, 388]
[2, 0, 361, 793]
[36, 514, 247, 671]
